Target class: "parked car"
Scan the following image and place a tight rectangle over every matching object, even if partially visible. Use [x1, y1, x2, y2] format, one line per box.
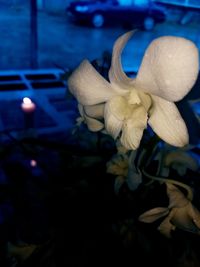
[66, 0, 166, 30]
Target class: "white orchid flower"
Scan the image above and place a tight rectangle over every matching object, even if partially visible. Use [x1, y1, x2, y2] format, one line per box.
[68, 31, 199, 150]
[139, 183, 200, 238]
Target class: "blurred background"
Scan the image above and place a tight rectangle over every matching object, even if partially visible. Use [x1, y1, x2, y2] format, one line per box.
[0, 0, 199, 68]
[0, 0, 200, 71]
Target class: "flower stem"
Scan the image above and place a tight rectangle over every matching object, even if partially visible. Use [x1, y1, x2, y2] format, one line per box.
[142, 168, 193, 201]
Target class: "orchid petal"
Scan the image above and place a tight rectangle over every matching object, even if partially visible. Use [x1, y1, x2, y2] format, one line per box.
[84, 115, 104, 132]
[105, 95, 129, 120]
[120, 106, 148, 150]
[106, 154, 128, 176]
[127, 168, 142, 191]
[139, 207, 169, 223]
[189, 205, 200, 229]
[171, 205, 200, 234]
[138, 91, 152, 111]
[148, 95, 189, 147]
[68, 60, 123, 105]
[104, 112, 123, 139]
[166, 183, 189, 208]
[84, 103, 104, 119]
[78, 104, 104, 131]
[158, 214, 176, 238]
[109, 30, 136, 89]
[78, 104, 84, 117]
[120, 121, 144, 150]
[136, 36, 199, 102]
[104, 96, 128, 139]
[127, 150, 142, 191]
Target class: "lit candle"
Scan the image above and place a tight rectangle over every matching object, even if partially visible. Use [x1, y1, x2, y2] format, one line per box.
[30, 159, 37, 167]
[21, 97, 36, 129]
[21, 97, 36, 113]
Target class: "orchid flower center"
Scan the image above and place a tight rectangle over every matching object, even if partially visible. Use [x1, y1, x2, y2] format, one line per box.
[125, 89, 152, 119]
[128, 90, 141, 105]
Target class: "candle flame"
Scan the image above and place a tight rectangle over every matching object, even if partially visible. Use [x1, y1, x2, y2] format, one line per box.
[23, 97, 32, 104]
[30, 159, 37, 167]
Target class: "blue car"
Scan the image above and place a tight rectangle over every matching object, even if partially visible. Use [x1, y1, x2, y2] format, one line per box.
[66, 0, 166, 30]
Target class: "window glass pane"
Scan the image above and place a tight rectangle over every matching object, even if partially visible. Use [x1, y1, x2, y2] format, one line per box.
[0, 0, 31, 70]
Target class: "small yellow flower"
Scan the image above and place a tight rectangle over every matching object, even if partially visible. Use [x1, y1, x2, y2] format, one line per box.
[107, 149, 142, 193]
[107, 153, 129, 177]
